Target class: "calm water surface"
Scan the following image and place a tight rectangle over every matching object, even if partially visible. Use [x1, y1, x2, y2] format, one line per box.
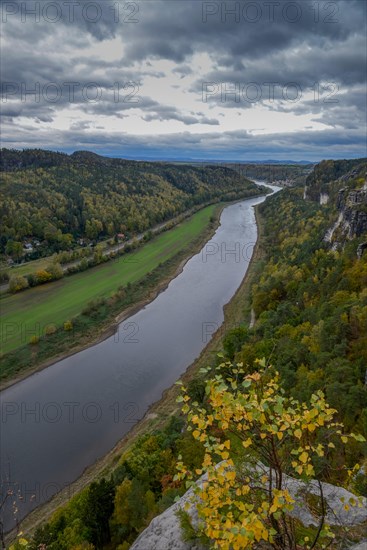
[1, 185, 279, 531]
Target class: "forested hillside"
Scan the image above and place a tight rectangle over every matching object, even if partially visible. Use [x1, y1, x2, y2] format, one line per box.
[0, 149, 261, 259]
[305, 158, 366, 202]
[223, 162, 312, 185]
[224, 159, 367, 438]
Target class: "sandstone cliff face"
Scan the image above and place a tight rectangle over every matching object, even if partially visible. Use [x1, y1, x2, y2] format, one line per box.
[303, 160, 367, 250]
[336, 187, 367, 239]
[324, 186, 367, 249]
[129, 476, 205, 550]
[130, 467, 367, 550]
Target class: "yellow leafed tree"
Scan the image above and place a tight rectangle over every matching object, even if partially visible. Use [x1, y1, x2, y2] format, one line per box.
[176, 360, 365, 549]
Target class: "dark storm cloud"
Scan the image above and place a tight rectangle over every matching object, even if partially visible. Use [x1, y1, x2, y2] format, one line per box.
[193, 30, 365, 110]
[1, 44, 140, 93]
[69, 120, 94, 130]
[75, 94, 220, 125]
[4, 1, 365, 80]
[1, 0, 122, 41]
[120, 0, 365, 72]
[1, 0, 366, 158]
[0, 99, 57, 122]
[1, 83, 219, 127]
[261, 84, 366, 132]
[142, 104, 219, 125]
[172, 65, 194, 79]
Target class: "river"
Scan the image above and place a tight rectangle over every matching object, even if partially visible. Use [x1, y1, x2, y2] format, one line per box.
[0, 183, 279, 533]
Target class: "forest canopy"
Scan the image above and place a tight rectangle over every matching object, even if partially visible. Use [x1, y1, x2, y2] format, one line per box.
[0, 149, 263, 258]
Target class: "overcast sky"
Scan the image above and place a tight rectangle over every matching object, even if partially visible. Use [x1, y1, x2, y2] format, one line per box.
[1, 0, 366, 161]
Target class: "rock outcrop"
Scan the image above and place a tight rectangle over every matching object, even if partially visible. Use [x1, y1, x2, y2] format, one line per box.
[349, 542, 367, 550]
[130, 467, 367, 550]
[130, 477, 205, 550]
[305, 159, 367, 250]
[335, 188, 367, 239]
[323, 187, 367, 248]
[357, 242, 367, 259]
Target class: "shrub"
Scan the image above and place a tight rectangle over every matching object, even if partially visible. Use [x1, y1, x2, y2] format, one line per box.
[82, 297, 107, 316]
[143, 230, 153, 242]
[46, 262, 64, 280]
[8, 538, 31, 550]
[9, 275, 29, 293]
[35, 269, 53, 284]
[354, 471, 367, 497]
[65, 265, 79, 275]
[45, 324, 57, 336]
[29, 335, 40, 345]
[79, 258, 89, 271]
[64, 320, 73, 331]
[26, 273, 38, 287]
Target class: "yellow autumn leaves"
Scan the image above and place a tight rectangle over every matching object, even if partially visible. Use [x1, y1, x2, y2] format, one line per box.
[175, 361, 365, 549]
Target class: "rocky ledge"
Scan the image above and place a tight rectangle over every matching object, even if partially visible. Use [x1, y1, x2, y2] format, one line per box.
[130, 468, 367, 550]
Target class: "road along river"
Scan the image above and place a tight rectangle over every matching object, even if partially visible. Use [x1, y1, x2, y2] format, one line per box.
[0, 184, 279, 532]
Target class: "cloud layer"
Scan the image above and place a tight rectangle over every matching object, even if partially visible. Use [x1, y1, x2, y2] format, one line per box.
[1, 0, 366, 160]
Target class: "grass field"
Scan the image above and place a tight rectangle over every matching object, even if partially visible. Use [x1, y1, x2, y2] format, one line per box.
[0, 205, 216, 355]
[6, 255, 59, 277]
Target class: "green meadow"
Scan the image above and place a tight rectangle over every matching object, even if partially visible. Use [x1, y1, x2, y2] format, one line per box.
[0, 205, 216, 355]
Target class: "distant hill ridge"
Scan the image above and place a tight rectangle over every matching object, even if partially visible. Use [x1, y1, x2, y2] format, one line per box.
[0, 148, 152, 171]
[0, 148, 263, 258]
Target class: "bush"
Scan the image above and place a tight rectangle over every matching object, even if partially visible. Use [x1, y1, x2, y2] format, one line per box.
[9, 275, 29, 293]
[46, 262, 64, 280]
[8, 538, 31, 550]
[29, 335, 40, 345]
[79, 258, 89, 271]
[55, 250, 72, 264]
[223, 326, 249, 360]
[35, 269, 53, 284]
[64, 320, 73, 331]
[354, 471, 367, 497]
[143, 230, 153, 242]
[26, 273, 38, 287]
[45, 324, 57, 336]
[65, 265, 79, 275]
[186, 378, 206, 404]
[82, 297, 107, 316]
